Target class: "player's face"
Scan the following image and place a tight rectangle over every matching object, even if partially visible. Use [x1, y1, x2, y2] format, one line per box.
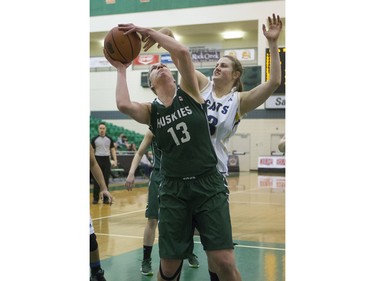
[150, 63, 167, 72]
[149, 63, 171, 86]
[212, 57, 234, 81]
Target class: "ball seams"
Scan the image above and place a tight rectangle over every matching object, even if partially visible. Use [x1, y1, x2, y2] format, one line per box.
[111, 28, 129, 63]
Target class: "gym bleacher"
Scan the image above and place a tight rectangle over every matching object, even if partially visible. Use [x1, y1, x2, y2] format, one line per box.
[90, 116, 144, 150]
[90, 117, 148, 187]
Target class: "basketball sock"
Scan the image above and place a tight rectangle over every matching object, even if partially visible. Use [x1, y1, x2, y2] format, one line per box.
[143, 245, 153, 260]
[209, 270, 220, 281]
[90, 261, 101, 275]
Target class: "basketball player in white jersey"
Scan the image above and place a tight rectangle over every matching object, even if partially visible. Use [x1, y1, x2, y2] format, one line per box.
[144, 14, 283, 176]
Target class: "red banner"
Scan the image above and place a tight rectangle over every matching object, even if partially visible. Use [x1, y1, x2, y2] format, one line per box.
[133, 54, 160, 65]
[258, 156, 285, 168]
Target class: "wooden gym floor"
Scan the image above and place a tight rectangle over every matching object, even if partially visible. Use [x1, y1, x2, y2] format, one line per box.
[90, 171, 285, 280]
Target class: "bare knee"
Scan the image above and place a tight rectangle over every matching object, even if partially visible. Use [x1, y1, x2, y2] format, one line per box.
[207, 249, 234, 267]
[158, 259, 183, 281]
[207, 249, 241, 280]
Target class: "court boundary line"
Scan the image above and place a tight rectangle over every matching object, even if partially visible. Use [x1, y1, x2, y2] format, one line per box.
[95, 233, 285, 251]
[91, 209, 145, 220]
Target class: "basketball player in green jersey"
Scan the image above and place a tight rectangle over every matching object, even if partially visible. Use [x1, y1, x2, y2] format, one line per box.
[104, 24, 242, 281]
[138, 15, 282, 281]
[125, 129, 200, 276]
[125, 130, 161, 276]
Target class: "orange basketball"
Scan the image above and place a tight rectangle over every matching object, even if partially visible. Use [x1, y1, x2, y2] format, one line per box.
[104, 27, 141, 64]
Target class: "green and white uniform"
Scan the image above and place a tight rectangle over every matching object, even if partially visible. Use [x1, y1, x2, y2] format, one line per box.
[150, 87, 233, 260]
[151, 87, 217, 177]
[145, 138, 162, 219]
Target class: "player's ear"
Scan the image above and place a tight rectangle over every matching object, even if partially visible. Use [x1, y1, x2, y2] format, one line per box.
[232, 70, 240, 80]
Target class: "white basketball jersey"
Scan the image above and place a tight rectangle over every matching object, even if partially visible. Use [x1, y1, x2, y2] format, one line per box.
[201, 81, 242, 174]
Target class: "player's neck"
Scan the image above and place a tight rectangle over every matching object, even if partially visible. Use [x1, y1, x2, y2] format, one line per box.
[212, 83, 233, 98]
[156, 84, 176, 107]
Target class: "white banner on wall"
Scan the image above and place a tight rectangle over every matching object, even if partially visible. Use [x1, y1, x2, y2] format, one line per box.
[258, 156, 285, 169]
[224, 49, 255, 61]
[265, 95, 285, 109]
[90, 57, 111, 68]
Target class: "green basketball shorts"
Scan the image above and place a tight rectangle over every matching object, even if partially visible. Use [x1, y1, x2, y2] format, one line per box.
[158, 169, 234, 259]
[145, 169, 163, 219]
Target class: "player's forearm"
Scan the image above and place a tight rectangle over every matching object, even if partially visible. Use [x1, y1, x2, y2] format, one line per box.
[129, 154, 142, 175]
[268, 40, 281, 89]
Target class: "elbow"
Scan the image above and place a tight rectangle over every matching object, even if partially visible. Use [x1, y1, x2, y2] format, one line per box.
[116, 101, 130, 114]
[175, 45, 190, 59]
[116, 94, 133, 113]
[116, 102, 124, 112]
[269, 79, 281, 91]
[273, 76, 282, 88]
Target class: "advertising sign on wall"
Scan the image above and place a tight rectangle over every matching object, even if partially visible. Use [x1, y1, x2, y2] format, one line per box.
[133, 54, 159, 65]
[224, 49, 255, 61]
[190, 49, 220, 62]
[90, 57, 111, 68]
[265, 95, 285, 109]
[258, 156, 285, 172]
[161, 53, 173, 64]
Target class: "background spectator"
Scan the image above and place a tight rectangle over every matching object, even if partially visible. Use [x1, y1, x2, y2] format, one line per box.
[91, 122, 117, 204]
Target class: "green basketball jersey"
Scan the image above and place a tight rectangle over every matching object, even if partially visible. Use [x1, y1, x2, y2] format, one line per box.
[151, 137, 161, 170]
[150, 87, 218, 178]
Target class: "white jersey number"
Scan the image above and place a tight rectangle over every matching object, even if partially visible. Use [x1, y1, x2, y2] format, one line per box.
[167, 122, 191, 146]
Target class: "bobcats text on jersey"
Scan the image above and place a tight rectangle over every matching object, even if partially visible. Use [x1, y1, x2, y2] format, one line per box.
[205, 100, 229, 114]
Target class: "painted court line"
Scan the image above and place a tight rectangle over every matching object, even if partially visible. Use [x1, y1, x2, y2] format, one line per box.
[232, 244, 285, 251]
[193, 241, 285, 251]
[95, 233, 285, 251]
[92, 209, 145, 220]
[96, 233, 144, 239]
[230, 201, 284, 205]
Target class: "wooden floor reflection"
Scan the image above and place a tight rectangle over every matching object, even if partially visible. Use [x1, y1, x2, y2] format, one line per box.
[90, 171, 285, 280]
